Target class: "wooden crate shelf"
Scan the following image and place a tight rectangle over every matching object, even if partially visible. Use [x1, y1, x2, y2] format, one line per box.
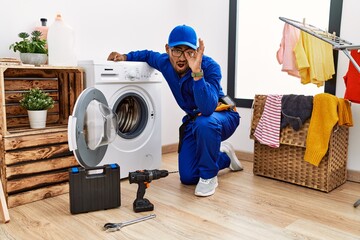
[0, 66, 84, 208]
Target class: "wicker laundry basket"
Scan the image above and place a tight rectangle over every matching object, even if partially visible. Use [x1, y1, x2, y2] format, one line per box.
[250, 95, 349, 192]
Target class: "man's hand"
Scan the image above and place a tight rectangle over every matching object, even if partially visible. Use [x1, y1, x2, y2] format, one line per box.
[185, 38, 204, 78]
[107, 52, 127, 61]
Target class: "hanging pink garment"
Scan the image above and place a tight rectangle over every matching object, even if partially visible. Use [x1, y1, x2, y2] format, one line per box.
[276, 23, 300, 78]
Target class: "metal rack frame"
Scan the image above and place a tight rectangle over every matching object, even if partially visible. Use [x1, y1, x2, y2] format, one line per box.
[280, 17, 360, 208]
[280, 16, 360, 73]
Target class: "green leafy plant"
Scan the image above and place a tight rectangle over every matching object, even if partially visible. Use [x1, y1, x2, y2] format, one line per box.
[20, 88, 54, 110]
[9, 31, 48, 54]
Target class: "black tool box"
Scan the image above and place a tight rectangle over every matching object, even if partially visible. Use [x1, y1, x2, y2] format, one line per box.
[69, 164, 121, 214]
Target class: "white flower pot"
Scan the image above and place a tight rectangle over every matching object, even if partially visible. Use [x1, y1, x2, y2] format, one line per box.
[20, 53, 48, 66]
[27, 110, 48, 129]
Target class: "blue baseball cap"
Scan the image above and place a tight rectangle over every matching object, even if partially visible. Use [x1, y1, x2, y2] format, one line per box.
[168, 25, 197, 49]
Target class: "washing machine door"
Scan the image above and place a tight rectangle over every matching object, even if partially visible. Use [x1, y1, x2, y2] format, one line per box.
[68, 87, 118, 167]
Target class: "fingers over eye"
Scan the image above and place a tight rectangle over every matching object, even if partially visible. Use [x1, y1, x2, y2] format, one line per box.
[198, 38, 205, 52]
[185, 50, 195, 58]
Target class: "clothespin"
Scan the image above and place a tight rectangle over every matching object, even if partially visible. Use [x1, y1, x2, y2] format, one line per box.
[325, 28, 330, 38]
[302, 18, 306, 25]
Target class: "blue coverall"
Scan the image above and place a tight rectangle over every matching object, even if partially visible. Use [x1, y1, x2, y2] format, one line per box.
[126, 50, 240, 184]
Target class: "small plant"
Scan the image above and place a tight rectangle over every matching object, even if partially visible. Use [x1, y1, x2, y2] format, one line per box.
[20, 88, 54, 110]
[9, 31, 48, 54]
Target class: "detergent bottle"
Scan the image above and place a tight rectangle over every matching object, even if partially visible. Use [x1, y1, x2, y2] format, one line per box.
[34, 18, 48, 41]
[47, 14, 77, 66]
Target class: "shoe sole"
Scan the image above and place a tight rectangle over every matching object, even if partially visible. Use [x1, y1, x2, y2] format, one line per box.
[222, 142, 243, 171]
[195, 182, 219, 197]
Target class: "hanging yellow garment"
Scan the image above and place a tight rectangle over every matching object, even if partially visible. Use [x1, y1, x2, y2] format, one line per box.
[294, 31, 335, 87]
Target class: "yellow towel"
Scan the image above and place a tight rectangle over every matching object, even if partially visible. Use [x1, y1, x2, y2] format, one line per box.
[304, 93, 339, 166]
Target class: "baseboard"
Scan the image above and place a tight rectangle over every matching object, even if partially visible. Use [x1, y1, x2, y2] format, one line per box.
[162, 143, 254, 162]
[348, 169, 360, 183]
[162, 144, 178, 154]
[235, 151, 254, 162]
[162, 145, 360, 183]
[237, 150, 360, 183]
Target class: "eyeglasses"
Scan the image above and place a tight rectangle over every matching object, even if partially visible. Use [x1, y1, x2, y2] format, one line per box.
[170, 48, 196, 58]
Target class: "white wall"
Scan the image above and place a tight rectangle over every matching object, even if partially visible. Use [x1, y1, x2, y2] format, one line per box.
[335, 0, 360, 171]
[1, 0, 229, 147]
[1, 0, 359, 171]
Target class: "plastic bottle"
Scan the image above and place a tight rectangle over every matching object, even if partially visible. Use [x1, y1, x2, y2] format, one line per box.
[47, 14, 77, 66]
[35, 18, 48, 41]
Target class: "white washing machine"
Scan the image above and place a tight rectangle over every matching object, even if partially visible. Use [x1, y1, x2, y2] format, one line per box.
[68, 60, 162, 178]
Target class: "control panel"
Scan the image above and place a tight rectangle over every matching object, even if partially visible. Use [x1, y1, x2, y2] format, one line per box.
[78, 61, 162, 86]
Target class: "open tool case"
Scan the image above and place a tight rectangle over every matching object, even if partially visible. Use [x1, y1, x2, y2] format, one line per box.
[69, 164, 121, 214]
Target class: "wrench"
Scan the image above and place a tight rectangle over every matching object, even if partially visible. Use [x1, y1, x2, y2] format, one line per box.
[103, 214, 156, 232]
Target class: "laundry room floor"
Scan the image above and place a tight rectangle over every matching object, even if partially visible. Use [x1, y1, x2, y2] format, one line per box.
[0, 152, 360, 240]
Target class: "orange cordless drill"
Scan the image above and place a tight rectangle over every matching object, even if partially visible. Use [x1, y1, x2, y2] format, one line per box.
[129, 169, 176, 212]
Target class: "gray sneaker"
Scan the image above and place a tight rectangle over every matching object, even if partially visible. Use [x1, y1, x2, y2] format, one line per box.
[195, 176, 218, 197]
[220, 142, 243, 171]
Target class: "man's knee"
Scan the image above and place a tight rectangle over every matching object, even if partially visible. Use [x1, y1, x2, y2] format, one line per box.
[179, 172, 198, 185]
[193, 116, 218, 135]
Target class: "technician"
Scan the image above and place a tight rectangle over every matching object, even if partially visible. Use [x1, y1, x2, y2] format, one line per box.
[107, 25, 242, 197]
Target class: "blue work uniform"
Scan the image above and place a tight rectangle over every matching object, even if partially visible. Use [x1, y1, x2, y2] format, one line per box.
[126, 50, 240, 184]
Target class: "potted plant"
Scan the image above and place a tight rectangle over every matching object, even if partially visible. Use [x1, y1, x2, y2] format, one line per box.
[19, 88, 54, 129]
[9, 30, 48, 66]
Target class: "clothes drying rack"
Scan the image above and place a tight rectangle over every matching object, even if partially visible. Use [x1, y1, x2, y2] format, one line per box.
[280, 17, 360, 208]
[280, 16, 360, 73]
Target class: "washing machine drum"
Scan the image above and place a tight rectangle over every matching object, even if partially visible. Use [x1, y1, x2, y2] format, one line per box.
[114, 92, 148, 139]
[68, 87, 118, 167]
